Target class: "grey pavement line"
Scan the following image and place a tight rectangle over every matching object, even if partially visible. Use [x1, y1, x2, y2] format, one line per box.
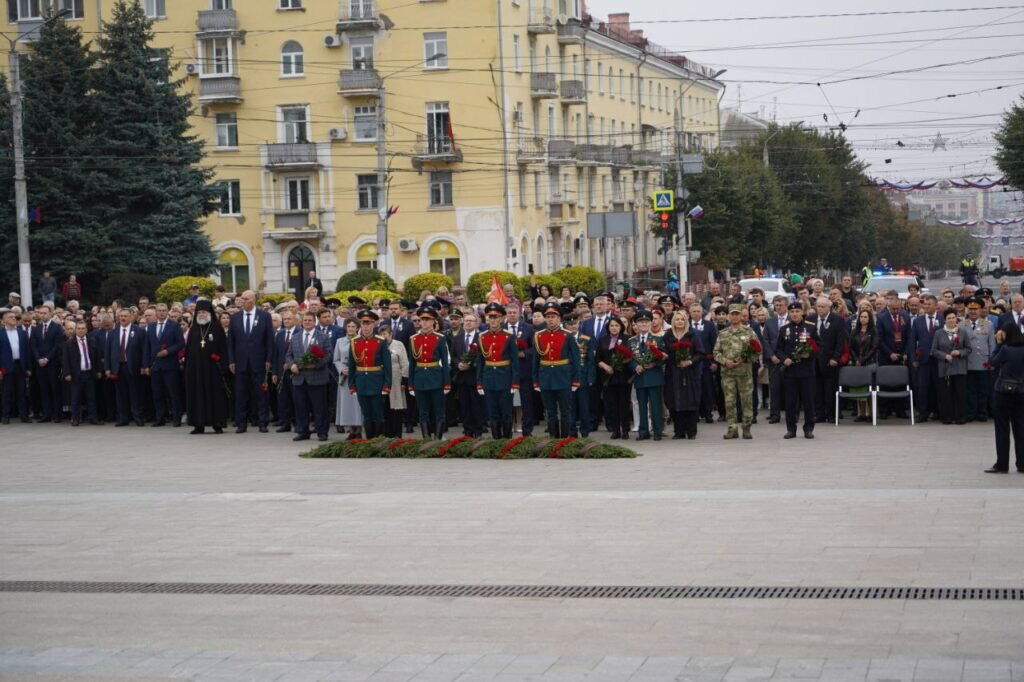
[2, 582, 1022, 601]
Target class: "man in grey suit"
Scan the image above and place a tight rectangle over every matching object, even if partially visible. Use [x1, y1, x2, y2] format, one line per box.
[284, 310, 331, 441]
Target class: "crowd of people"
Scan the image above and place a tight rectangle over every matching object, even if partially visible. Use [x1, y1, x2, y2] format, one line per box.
[1, 273, 1023, 472]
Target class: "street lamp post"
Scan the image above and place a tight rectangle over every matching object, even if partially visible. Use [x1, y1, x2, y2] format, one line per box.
[4, 10, 72, 309]
[674, 68, 726, 289]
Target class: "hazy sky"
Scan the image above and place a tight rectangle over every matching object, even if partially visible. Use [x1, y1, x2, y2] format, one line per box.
[586, 0, 1024, 182]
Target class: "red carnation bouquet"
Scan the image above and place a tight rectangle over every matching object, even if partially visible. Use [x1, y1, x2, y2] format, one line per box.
[516, 338, 529, 351]
[671, 339, 693, 366]
[610, 343, 633, 373]
[740, 337, 762, 363]
[792, 335, 818, 362]
[300, 344, 326, 368]
[461, 342, 479, 367]
[634, 339, 666, 368]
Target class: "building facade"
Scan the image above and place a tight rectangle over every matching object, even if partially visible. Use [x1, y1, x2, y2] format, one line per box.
[5, 0, 724, 295]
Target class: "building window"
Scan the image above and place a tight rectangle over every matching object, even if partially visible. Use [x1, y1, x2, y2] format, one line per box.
[279, 0, 301, 9]
[534, 172, 541, 207]
[284, 177, 310, 211]
[218, 248, 249, 292]
[144, 0, 165, 18]
[353, 105, 376, 141]
[597, 61, 603, 94]
[513, 34, 521, 72]
[618, 69, 624, 99]
[281, 40, 304, 77]
[215, 113, 238, 148]
[199, 37, 234, 76]
[429, 171, 453, 207]
[349, 0, 374, 19]
[424, 32, 448, 69]
[351, 36, 373, 69]
[212, 0, 231, 9]
[584, 58, 591, 91]
[280, 106, 309, 143]
[518, 171, 526, 208]
[428, 239, 461, 285]
[218, 180, 241, 215]
[587, 170, 595, 208]
[425, 101, 453, 154]
[355, 242, 378, 269]
[357, 174, 379, 210]
[629, 74, 634, 102]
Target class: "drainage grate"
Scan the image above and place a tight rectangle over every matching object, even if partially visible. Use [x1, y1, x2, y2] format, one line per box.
[1, 581, 1021, 601]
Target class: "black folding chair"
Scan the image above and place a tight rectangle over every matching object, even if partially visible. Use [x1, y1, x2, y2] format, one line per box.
[834, 366, 873, 426]
[872, 365, 915, 426]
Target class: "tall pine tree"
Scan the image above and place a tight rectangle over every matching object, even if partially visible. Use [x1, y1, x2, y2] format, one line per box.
[18, 16, 108, 289]
[91, 0, 218, 280]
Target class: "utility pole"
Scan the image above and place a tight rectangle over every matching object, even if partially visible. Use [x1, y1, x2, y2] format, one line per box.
[9, 46, 32, 308]
[375, 80, 389, 277]
[674, 107, 688, 289]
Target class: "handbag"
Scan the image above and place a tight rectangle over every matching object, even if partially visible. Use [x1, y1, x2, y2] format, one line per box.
[999, 378, 1024, 394]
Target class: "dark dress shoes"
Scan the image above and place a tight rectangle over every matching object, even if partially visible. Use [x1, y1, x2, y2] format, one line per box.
[276, 425, 291, 433]
[213, 427, 223, 434]
[190, 427, 204, 435]
[804, 432, 815, 439]
[70, 420, 80, 427]
[115, 422, 129, 427]
[293, 434, 311, 441]
[984, 466, 1008, 474]
[610, 432, 621, 440]
[235, 426, 247, 434]
[172, 420, 182, 427]
[151, 420, 166, 427]
[672, 434, 685, 440]
[317, 434, 329, 441]
[259, 425, 269, 433]
[652, 435, 662, 441]
[784, 432, 797, 439]
[637, 434, 650, 441]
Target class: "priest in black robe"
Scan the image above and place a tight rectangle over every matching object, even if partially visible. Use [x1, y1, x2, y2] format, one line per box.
[184, 300, 228, 434]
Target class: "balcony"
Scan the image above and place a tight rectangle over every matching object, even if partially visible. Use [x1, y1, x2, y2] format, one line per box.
[557, 21, 586, 45]
[196, 9, 240, 37]
[548, 139, 575, 165]
[576, 144, 611, 165]
[338, 68, 381, 97]
[517, 136, 545, 164]
[528, 5, 556, 34]
[264, 143, 320, 171]
[611, 145, 633, 167]
[337, 0, 382, 32]
[199, 76, 243, 103]
[559, 79, 585, 105]
[16, 19, 43, 43]
[634, 149, 661, 168]
[549, 201, 579, 226]
[530, 72, 558, 99]
[265, 211, 325, 240]
[412, 134, 462, 168]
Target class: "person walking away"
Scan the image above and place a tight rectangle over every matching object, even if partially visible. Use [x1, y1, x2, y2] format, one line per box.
[986, 322, 1024, 473]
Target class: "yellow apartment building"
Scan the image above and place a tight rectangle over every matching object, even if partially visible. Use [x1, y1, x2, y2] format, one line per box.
[5, 0, 724, 295]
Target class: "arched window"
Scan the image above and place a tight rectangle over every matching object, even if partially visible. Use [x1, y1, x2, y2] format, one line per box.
[281, 41, 304, 76]
[544, 45, 552, 73]
[428, 239, 462, 285]
[564, 234, 573, 268]
[218, 247, 250, 293]
[355, 242, 378, 269]
[536, 234, 546, 274]
[520, 235, 530, 275]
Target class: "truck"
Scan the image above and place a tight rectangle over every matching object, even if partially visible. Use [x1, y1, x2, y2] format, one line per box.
[988, 254, 1024, 278]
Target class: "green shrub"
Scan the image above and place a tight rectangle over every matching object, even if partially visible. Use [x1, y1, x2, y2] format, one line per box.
[465, 270, 519, 304]
[518, 274, 565, 302]
[155, 276, 217, 304]
[258, 293, 296, 307]
[333, 289, 400, 305]
[553, 266, 605, 296]
[97, 272, 165, 306]
[299, 436, 640, 459]
[335, 268, 396, 293]
[402, 273, 454, 297]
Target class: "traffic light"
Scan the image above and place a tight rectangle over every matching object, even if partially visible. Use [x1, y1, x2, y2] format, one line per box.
[659, 212, 671, 230]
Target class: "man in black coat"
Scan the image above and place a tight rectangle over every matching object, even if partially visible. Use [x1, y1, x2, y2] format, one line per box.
[807, 297, 847, 423]
[63, 320, 102, 425]
[505, 304, 535, 436]
[774, 303, 821, 439]
[30, 306, 65, 423]
[227, 290, 275, 433]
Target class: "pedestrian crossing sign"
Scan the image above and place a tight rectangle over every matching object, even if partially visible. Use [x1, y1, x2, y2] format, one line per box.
[652, 190, 674, 211]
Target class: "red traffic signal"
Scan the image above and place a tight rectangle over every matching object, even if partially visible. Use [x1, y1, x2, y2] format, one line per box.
[659, 212, 671, 230]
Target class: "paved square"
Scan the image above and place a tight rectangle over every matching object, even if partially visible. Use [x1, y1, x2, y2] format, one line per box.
[1, 420, 1022, 679]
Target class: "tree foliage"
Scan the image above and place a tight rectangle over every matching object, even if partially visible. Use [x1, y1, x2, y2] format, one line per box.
[335, 268, 396, 293]
[994, 94, 1024, 191]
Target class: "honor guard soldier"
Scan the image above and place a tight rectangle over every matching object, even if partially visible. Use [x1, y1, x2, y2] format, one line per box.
[628, 310, 668, 440]
[713, 304, 759, 440]
[408, 307, 451, 439]
[532, 303, 580, 438]
[774, 302, 820, 439]
[348, 310, 392, 439]
[563, 314, 595, 437]
[476, 303, 519, 439]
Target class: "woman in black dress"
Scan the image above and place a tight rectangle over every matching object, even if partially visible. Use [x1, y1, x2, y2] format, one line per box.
[662, 309, 705, 439]
[595, 316, 632, 439]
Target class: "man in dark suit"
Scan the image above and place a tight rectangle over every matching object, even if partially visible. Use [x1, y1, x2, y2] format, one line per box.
[143, 303, 185, 427]
[0, 308, 31, 424]
[688, 302, 718, 423]
[284, 311, 330, 441]
[30, 306, 65, 423]
[451, 309, 484, 437]
[90, 313, 117, 423]
[309, 270, 323, 297]
[807, 297, 847, 422]
[1000, 294, 1024, 332]
[227, 290, 275, 433]
[908, 294, 941, 422]
[104, 308, 145, 426]
[505, 304, 535, 436]
[381, 299, 415, 432]
[580, 293, 612, 432]
[63, 320, 102, 425]
[875, 290, 911, 418]
[316, 307, 344, 430]
[761, 296, 788, 424]
[272, 309, 298, 432]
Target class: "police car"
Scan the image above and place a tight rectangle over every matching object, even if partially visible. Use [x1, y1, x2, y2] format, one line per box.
[862, 274, 928, 301]
[738, 277, 794, 303]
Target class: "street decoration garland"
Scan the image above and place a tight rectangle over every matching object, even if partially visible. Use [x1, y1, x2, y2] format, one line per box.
[872, 176, 1007, 192]
[300, 436, 641, 459]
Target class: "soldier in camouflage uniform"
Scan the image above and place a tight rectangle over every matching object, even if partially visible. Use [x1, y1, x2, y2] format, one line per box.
[713, 304, 759, 440]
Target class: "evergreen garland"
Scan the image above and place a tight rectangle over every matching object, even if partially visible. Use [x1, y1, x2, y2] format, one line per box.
[300, 437, 641, 460]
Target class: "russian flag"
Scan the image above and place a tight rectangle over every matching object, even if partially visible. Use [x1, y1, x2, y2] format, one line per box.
[687, 205, 704, 220]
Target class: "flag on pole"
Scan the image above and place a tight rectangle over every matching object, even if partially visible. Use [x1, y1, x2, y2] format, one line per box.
[445, 116, 456, 148]
[687, 205, 704, 220]
[28, 207, 42, 224]
[487, 274, 508, 305]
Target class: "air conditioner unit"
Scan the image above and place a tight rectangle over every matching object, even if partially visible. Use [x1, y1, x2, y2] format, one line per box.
[398, 238, 419, 252]
[324, 34, 342, 48]
[328, 127, 348, 141]
[185, 63, 199, 76]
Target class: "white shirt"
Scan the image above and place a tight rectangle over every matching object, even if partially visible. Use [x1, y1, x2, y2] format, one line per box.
[4, 327, 20, 360]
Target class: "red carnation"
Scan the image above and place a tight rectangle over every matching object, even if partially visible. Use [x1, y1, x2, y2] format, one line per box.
[210, 353, 221, 362]
[470, 343, 478, 353]
[953, 335, 959, 345]
[614, 345, 634, 361]
[310, 345, 326, 359]
[749, 338, 762, 354]
[671, 340, 693, 350]
[259, 383, 269, 393]
[808, 338, 819, 353]
[160, 344, 168, 351]
[516, 338, 529, 350]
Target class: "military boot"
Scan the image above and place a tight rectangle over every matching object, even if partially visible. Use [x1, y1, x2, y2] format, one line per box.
[741, 424, 752, 440]
[723, 427, 739, 440]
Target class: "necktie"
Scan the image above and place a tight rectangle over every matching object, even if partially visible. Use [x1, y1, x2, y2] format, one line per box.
[304, 332, 311, 350]
[81, 338, 90, 371]
[817, 320, 822, 335]
[245, 313, 251, 335]
[512, 324, 518, 336]
[43, 323, 48, 336]
[158, 322, 164, 338]
[120, 328, 128, 362]
[928, 316, 933, 333]
[285, 329, 292, 346]
[595, 317, 603, 339]
[393, 319, 398, 334]
[465, 332, 470, 349]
